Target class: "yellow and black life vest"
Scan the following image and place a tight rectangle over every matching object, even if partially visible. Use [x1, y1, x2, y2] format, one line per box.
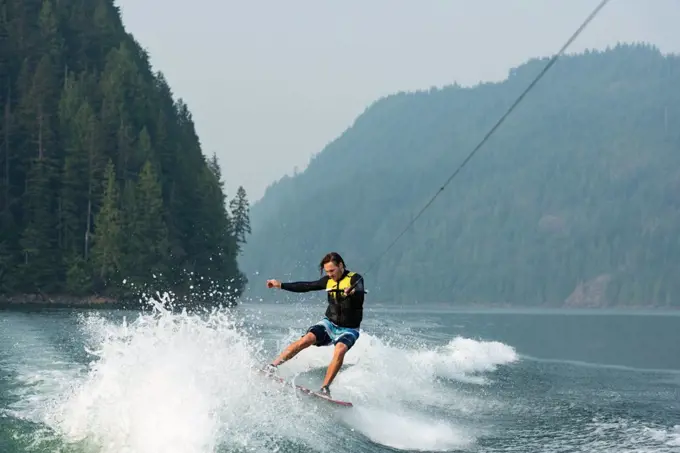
[324, 271, 364, 328]
[326, 271, 355, 299]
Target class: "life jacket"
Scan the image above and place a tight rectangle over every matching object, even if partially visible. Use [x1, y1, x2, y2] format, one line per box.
[324, 271, 363, 328]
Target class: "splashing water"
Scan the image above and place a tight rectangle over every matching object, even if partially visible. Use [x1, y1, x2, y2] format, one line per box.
[38, 300, 331, 452]
[10, 297, 519, 453]
[276, 330, 518, 451]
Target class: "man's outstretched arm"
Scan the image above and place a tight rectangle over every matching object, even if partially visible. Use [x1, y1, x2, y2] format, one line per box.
[282, 277, 328, 292]
[267, 276, 328, 293]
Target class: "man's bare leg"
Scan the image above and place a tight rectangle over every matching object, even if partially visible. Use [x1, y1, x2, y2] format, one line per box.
[321, 342, 348, 389]
[271, 332, 317, 366]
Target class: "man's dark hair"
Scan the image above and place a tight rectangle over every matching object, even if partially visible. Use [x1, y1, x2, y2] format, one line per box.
[319, 252, 345, 273]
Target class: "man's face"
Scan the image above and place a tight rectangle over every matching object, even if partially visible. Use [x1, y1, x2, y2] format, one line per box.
[324, 261, 344, 281]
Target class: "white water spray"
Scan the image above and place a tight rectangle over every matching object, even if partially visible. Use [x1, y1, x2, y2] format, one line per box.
[8, 296, 520, 453]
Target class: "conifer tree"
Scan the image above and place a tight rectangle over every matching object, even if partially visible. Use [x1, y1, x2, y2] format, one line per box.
[91, 159, 122, 291]
[230, 186, 251, 254]
[124, 159, 170, 288]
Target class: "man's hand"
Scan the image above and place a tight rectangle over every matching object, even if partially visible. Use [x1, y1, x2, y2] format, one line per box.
[344, 287, 355, 296]
[266, 279, 281, 289]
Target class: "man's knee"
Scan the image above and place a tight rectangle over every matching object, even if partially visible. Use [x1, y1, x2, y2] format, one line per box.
[298, 332, 317, 347]
[336, 333, 357, 352]
[333, 342, 349, 359]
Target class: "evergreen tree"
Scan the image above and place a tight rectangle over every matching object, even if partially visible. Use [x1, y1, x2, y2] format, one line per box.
[19, 156, 59, 291]
[124, 159, 170, 288]
[230, 185, 251, 254]
[90, 159, 121, 291]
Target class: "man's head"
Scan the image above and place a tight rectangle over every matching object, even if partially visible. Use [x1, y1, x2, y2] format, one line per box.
[319, 252, 346, 281]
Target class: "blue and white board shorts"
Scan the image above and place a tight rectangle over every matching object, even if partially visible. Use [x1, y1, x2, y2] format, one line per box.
[306, 318, 360, 350]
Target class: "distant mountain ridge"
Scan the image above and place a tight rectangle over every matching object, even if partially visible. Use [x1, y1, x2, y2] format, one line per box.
[240, 43, 680, 308]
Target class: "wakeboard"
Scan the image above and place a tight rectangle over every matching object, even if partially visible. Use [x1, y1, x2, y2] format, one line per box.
[255, 367, 353, 407]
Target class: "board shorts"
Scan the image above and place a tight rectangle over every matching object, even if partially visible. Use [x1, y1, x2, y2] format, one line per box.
[306, 317, 360, 350]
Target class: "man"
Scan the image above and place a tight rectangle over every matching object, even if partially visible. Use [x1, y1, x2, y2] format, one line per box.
[265, 252, 365, 396]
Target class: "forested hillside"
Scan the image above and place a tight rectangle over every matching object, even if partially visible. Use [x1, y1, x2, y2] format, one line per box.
[0, 0, 251, 305]
[241, 44, 680, 308]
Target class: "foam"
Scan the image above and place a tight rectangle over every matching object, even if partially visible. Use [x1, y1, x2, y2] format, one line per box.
[268, 325, 518, 450]
[344, 406, 476, 451]
[6, 297, 519, 453]
[34, 301, 334, 453]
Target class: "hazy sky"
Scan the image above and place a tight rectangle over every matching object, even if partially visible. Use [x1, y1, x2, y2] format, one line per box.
[115, 0, 679, 202]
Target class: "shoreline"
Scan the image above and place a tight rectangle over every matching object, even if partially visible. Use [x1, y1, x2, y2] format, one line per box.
[240, 299, 680, 312]
[0, 293, 240, 311]
[0, 294, 127, 310]
[1, 294, 677, 312]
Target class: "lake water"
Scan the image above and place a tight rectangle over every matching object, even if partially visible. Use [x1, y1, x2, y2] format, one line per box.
[1, 300, 678, 452]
